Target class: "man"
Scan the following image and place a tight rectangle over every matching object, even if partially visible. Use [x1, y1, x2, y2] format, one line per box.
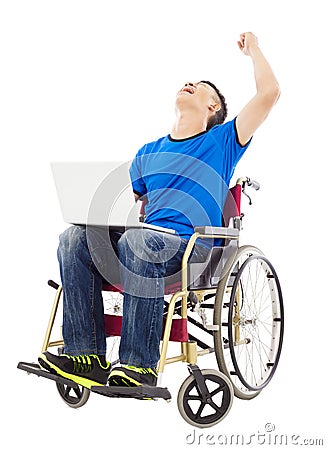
[39, 32, 280, 389]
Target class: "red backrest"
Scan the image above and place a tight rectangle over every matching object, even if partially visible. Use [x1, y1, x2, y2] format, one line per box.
[222, 184, 242, 227]
[139, 184, 242, 228]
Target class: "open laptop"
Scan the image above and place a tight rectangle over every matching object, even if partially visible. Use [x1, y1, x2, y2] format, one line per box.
[50, 161, 175, 234]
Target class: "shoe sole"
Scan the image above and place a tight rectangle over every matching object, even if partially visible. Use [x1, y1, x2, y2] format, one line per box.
[107, 374, 154, 400]
[108, 369, 157, 392]
[38, 354, 105, 390]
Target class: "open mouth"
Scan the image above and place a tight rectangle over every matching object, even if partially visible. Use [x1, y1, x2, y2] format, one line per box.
[181, 85, 196, 95]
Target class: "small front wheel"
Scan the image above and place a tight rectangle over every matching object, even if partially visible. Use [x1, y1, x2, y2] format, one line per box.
[56, 382, 90, 408]
[177, 369, 233, 428]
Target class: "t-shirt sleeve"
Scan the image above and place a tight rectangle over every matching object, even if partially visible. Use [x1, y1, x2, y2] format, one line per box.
[212, 117, 252, 175]
[129, 147, 147, 197]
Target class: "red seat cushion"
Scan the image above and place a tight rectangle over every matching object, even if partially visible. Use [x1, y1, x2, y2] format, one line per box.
[102, 283, 123, 292]
[104, 314, 122, 336]
[104, 314, 188, 342]
[102, 281, 182, 296]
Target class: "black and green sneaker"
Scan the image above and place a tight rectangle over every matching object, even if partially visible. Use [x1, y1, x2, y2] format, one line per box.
[108, 365, 158, 387]
[38, 352, 111, 389]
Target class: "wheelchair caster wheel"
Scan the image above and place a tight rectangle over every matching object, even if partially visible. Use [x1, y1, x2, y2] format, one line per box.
[177, 369, 233, 428]
[56, 382, 90, 408]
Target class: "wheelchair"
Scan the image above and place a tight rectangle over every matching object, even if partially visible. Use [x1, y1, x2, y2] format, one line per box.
[18, 176, 284, 428]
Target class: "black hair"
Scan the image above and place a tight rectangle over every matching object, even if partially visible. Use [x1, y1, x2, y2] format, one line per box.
[200, 80, 228, 130]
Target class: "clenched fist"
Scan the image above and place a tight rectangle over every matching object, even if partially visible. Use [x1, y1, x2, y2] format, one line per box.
[237, 32, 259, 56]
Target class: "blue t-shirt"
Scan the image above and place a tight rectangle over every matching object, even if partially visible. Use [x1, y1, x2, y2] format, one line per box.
[130, 118, 251, 239]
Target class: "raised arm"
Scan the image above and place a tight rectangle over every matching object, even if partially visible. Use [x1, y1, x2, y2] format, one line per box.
[235, 32, 280, 146]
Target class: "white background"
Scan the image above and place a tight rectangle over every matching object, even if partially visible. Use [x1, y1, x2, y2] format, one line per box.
[1, 0, 326, 448]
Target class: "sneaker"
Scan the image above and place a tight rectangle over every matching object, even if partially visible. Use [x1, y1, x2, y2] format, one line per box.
[38, 352, 111, 389]
[108, 365, 158, 387]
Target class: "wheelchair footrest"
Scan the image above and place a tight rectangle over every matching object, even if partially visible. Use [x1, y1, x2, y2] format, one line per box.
[17, 361, 79, 388]
[91, 385, 171, 401]
[18, 361, 171, 401]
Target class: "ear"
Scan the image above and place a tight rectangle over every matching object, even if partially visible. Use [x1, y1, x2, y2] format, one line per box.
[209, 101, 221, 113]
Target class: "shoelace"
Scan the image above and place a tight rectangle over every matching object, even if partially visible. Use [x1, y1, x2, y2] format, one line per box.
[69, 355, 93, 373]
[124, 365, 158, 377]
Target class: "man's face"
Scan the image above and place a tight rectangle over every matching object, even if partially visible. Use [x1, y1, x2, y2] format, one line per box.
[176, 81, 220, 112]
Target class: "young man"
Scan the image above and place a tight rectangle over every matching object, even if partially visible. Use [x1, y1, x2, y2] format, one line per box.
[39, 32, 280, 389]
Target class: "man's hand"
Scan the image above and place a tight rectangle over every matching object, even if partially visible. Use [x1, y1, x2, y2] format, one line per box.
[237, 32, 258, 56]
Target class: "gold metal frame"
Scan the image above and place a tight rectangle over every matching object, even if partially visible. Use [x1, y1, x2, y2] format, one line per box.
[158, 230, 239, 374]
[41, 285, 64, 352]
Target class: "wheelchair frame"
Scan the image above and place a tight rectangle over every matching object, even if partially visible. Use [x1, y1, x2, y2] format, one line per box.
[158, 226, 239, 375]
[18, 176, 284, 428]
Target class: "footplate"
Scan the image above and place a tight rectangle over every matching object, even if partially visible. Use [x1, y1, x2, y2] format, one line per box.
[91, 385, 172, 401]
[17, 361, 79, 388]
[18, 361, 171, 401]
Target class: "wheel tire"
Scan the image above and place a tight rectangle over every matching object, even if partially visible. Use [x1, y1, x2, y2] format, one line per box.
[177, 369, 233, 428]
[214, 245, 264, 400]
[56, 382, 90, 408]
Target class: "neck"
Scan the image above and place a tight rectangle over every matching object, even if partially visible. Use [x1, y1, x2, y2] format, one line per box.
[170, 110, 208, 140]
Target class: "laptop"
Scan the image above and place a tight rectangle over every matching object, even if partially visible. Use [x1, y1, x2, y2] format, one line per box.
[50, 161, 175, 234]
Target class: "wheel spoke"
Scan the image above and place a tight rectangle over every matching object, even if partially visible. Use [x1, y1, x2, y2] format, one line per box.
[194, 401, 206, 419]
[247, 331, 268, 379]
[64, 385, 71, 397]
[73, 387, 82, 399]
[210, 384, 225, 397]
[186, 394, 202, 401]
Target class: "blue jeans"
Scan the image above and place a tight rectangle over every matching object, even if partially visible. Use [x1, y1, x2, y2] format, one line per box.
[57, 225, 209, 368]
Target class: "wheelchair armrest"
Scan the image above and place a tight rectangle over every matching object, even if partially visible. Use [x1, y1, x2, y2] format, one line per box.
[194, 226, 239, 238]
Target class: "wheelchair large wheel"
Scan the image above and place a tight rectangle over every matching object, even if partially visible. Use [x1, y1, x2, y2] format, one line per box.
[56, 382, 90, 408]
[177, 369, 233, 428]
[214, 245, 284, 399]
